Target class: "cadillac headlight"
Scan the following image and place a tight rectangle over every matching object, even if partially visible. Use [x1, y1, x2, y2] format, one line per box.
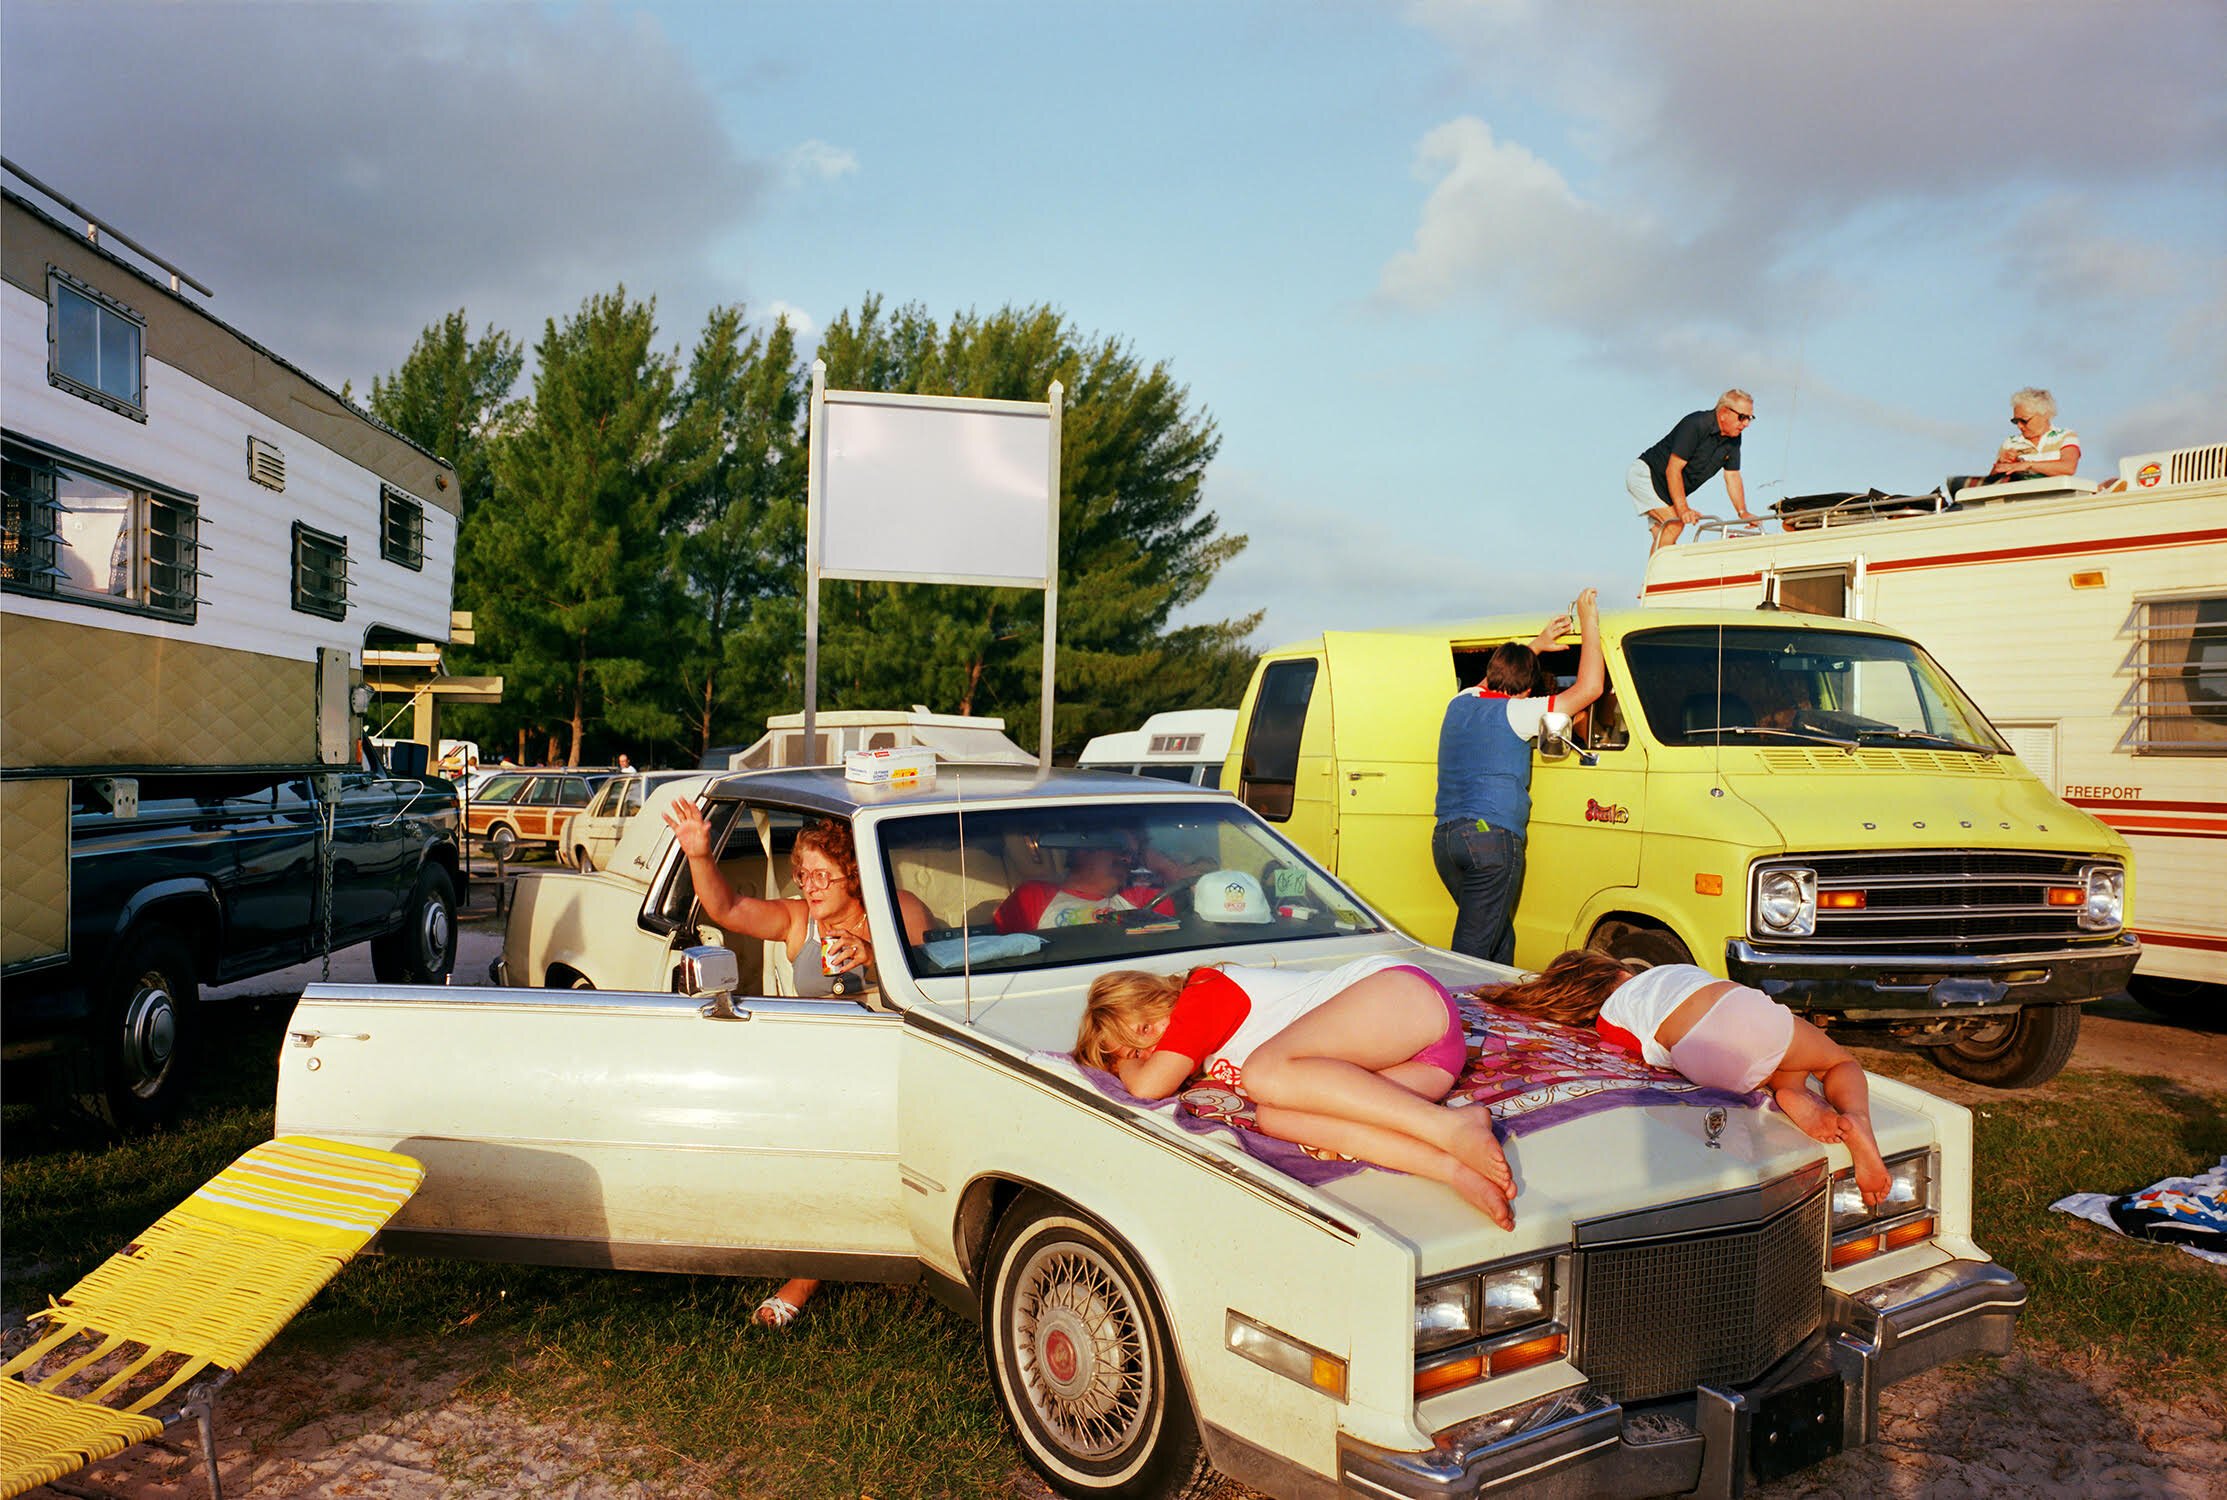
[1480, 1262, 1552, 1336]
[1756, 867, 1817, 936]
[2080, 865, 2125, 931]
[1413, 1280, 1478, 1354]
[1414, 1257, 1556, 1354]
[1829, 1152, 1937, 1269]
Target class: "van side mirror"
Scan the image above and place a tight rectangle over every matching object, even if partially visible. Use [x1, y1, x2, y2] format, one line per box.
[1537, 710, 1573, 761]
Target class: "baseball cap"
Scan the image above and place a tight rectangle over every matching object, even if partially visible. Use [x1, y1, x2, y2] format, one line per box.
[1194, 870, 1273, 924]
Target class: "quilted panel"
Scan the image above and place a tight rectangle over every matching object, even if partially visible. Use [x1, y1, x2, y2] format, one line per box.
[0, 616, 314, 767]
[1, 779, 68, 964]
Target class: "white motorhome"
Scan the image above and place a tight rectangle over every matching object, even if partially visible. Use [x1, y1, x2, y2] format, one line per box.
[1641, 443, 2227, 1018]
[726, 706, 1038, 771]
[1, 171, 467, 1118]
[1077, 707, 1237, 787]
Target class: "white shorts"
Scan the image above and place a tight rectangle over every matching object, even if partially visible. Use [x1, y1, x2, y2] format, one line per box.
[1626, 458, 1666, 518]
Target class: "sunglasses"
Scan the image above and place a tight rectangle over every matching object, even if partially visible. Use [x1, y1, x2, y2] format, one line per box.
[1728, 410, 1756, 424]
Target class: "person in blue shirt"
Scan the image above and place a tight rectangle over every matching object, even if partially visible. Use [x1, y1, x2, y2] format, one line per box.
[1432, 588, 1605, 963]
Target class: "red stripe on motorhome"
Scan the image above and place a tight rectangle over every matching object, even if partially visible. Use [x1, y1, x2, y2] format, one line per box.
[1643, 526, 2227, 596]
[2066, 796, 2227, 814]
[2133, 929, 2227, 953]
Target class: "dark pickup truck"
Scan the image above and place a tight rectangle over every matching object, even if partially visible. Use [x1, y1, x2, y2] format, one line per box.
[2, 754, 463, 1128]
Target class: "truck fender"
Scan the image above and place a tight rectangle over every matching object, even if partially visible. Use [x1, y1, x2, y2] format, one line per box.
[1573, 891, 1706, 965]
[111, 880, 224, 971]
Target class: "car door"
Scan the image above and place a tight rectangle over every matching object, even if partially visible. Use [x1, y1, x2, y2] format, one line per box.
[587, 777, 643, 867]
[272, 981, 909, 1273]
[1512, 645, 1649, 966]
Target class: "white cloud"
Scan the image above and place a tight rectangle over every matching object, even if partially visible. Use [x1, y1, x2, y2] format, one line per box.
[786, 139, 859, 183]
[760, 299, 818, 345]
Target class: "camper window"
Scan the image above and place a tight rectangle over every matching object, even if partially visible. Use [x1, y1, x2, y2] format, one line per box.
[1, 437, 199, 621]
[46, 269, 145, 419]
[2133, 596, 2227, 754]
[380, 484, 426, 571]
[291, 522, 349, 621]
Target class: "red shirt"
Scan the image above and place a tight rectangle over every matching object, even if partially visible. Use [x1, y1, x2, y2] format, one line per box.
[992, 880, 1177, 933]
[1152, 968, 1252, 1064]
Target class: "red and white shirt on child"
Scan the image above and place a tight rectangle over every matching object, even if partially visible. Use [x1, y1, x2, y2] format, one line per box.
[1153, 955, 1406, 1092]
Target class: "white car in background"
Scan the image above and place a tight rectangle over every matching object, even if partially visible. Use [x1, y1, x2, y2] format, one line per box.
[280, 766, 2024, 1499]
[556, 770, 704, 872]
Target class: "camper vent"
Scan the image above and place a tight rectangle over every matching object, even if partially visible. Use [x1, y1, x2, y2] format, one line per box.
[1148, 733, 1204, 754]
[2171, 444, 2227, 487]
[247, 437, 286, 491]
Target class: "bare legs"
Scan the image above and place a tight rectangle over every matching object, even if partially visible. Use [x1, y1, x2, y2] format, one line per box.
[1241, 970, 1516, 1228]
[1646, 506, 1686, 555]
[1768, 1065, 1890, 1205]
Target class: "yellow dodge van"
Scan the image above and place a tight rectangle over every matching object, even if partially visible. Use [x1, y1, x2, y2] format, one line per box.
[1225, 607, 2138, 1087]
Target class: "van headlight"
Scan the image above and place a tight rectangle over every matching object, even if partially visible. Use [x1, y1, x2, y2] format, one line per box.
[1755, 867, 1817, 937]
[2079, 865, 2124, 931]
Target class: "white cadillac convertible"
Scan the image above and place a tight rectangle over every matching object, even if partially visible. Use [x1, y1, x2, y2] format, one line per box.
[275, 767, 2026, 1499]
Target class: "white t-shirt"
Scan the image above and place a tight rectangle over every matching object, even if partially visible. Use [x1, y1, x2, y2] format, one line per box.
[1199, 955, 1409, 1089]
[1597, 963, 1719, 1068]
[2002, 424, 2078, 466]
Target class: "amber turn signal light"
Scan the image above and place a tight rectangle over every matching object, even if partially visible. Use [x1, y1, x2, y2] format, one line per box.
[1883, 1216, 1936, 1250]
[2046, 887, 2085, 906]
[1414, 1354, 1482, 1398]
[1818, 890, 1866, 910]
[1694, 873, 1723, 896]
[1488, 1332, 1567, 1377]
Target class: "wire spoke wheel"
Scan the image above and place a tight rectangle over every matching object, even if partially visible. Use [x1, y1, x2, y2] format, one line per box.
[985, 1200, 1210, 1498]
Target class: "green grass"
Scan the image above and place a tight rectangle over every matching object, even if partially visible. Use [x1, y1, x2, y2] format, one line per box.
[8, 1003, 2221, 1494]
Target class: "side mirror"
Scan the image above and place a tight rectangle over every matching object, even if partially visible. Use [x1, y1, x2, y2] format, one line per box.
[679, 945, 742, 1016]
[1537, 710, 1573, 761]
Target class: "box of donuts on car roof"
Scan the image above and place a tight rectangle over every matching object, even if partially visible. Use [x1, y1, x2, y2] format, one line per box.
[844, 747, 939, 786]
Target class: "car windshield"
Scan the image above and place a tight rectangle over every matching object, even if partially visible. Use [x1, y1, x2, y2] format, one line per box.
[877, 799, 1379, 978]
[1621, 626, 2006, 752]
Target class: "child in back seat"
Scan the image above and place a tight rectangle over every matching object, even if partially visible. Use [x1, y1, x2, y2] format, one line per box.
[1487, 949, 1890, 1204]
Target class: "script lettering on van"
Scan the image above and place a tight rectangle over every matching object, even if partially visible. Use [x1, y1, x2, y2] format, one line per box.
[1585, 798, 1632, 825]
[2064, 785, 2142, 801]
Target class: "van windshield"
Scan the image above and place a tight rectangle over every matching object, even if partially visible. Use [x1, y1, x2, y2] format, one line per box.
[877, 800, 1379, 978]
[1621, 626, 2006, 753]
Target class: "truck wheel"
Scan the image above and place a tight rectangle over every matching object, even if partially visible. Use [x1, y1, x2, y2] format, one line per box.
[372, 864, 459, 984]
[1930, 1004, 2080, 1088]
[1596, 925, 1693, 970]
[488, 822, 518, 861]
[983, 1198, 1213, 1500]
[90, 925, 198, 1131]
[2126, 975, 2217, 1026]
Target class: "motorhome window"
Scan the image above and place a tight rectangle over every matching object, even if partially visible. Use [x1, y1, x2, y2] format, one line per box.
[1, 437, 199, 621]
[880, 799, 1378, 980]
[1240, 659, 1318, 821]
[1198, 762, 1225, 790]
[1621, 627, 2005, 751]
[1138, 765, 1197, 783]
[291, 522, 349, 620]
[46, 269, 145, 419]
[380, 484, 425, 570]
[2133, 597, 2227, 754]
[1774, 569, 1848, 618]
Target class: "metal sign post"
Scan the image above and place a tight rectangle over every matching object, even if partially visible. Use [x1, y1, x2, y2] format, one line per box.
[803, 361, 1064, 768]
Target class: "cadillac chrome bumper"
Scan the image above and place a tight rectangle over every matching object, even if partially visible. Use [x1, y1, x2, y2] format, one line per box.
[1336, 1258, 2026, 1499]
[1724, 935, 2139, 1017]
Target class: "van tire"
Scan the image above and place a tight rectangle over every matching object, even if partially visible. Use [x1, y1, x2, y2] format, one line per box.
[1930, 1004, 2079, 1088]
[1596, 926, 1693, 970]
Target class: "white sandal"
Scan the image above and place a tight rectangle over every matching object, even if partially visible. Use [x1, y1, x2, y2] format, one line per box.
[753, 1294, 802, 1329]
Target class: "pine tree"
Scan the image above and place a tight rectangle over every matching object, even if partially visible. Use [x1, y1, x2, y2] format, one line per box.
[368, 311, 523, 523]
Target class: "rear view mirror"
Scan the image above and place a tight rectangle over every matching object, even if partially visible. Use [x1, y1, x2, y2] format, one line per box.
[1537, 710, 1573, 760]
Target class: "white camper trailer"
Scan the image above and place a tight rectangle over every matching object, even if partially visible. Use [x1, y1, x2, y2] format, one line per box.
[1641, 442, 2227, 1016]
[1077, 707, 1237, 787]
[2, 171, 471, 1120]
[726, 707, 1038, 771]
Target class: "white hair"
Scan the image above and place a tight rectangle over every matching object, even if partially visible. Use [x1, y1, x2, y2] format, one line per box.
[1717, 388, 1754, 411]
[2011, 387, 2056, 422]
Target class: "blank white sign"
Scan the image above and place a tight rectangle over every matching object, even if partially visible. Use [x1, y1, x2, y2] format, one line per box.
[820, 395, 1054, 584]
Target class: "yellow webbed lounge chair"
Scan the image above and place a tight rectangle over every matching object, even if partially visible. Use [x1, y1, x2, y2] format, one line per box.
[2, 1136, 422, 1499]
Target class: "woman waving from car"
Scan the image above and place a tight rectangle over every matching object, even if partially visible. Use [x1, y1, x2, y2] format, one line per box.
[660, 797, 932, 1328]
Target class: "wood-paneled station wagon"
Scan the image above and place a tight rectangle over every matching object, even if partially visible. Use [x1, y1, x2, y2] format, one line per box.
[276, 767, 2026, 1499]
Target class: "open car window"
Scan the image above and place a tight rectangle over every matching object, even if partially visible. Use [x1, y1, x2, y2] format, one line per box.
[876, 800, 1379, 978]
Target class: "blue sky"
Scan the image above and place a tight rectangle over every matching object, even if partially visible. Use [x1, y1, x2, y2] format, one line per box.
[4, 0, 2220, 655]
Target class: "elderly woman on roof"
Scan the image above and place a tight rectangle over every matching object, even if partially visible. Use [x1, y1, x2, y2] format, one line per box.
[1976, 387, 2081, 487]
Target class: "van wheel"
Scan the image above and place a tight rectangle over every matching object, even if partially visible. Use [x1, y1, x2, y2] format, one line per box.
[2127, 975, 2216, 1026]
[89, 925, 199, 1131]
[984, 1197, 1213, 1499]
[1595, 926, 1693, 970]
[1930, 1004, 2080, 1088]
[372, 864, 458, 983]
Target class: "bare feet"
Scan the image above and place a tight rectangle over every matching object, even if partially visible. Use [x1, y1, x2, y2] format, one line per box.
[1448, 1117, 1515, 1197]
[1774, 1085, 1844, 1144]
[1847, 1123, 1890, 1206]
[1452, 1164, 1515, 1230]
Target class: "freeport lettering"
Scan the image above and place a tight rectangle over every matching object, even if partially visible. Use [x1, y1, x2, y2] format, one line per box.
[2065, 785, 2142, 800]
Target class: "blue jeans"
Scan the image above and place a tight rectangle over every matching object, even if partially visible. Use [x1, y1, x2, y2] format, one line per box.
[1432, 820, 1525, 966]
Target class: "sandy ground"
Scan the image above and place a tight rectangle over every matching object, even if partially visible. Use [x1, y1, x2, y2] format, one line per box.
[15, 932, 2224, 1499]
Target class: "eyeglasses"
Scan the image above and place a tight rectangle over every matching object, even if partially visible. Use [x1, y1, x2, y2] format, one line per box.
[1727, 410, 1756, 424]
[795, 867, 839, 891]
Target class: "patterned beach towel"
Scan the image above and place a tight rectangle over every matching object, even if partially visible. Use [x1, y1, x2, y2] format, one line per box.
[1071, 987, 1767, 1187]
[2051, 1157, 2227, 1266]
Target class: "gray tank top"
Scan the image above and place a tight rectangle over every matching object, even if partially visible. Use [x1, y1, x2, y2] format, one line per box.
[793, 915, 861, 998]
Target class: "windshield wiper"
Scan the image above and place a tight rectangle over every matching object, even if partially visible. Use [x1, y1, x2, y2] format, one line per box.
[1688, 725, 1860, 750]
[1857, 728, 1999, 757]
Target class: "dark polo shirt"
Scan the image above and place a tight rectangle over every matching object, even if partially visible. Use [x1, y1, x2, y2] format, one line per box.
[1639, 409, 1742, 503]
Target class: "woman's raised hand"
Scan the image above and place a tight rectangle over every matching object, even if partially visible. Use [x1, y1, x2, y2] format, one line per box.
[661, 797, 713, 859]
